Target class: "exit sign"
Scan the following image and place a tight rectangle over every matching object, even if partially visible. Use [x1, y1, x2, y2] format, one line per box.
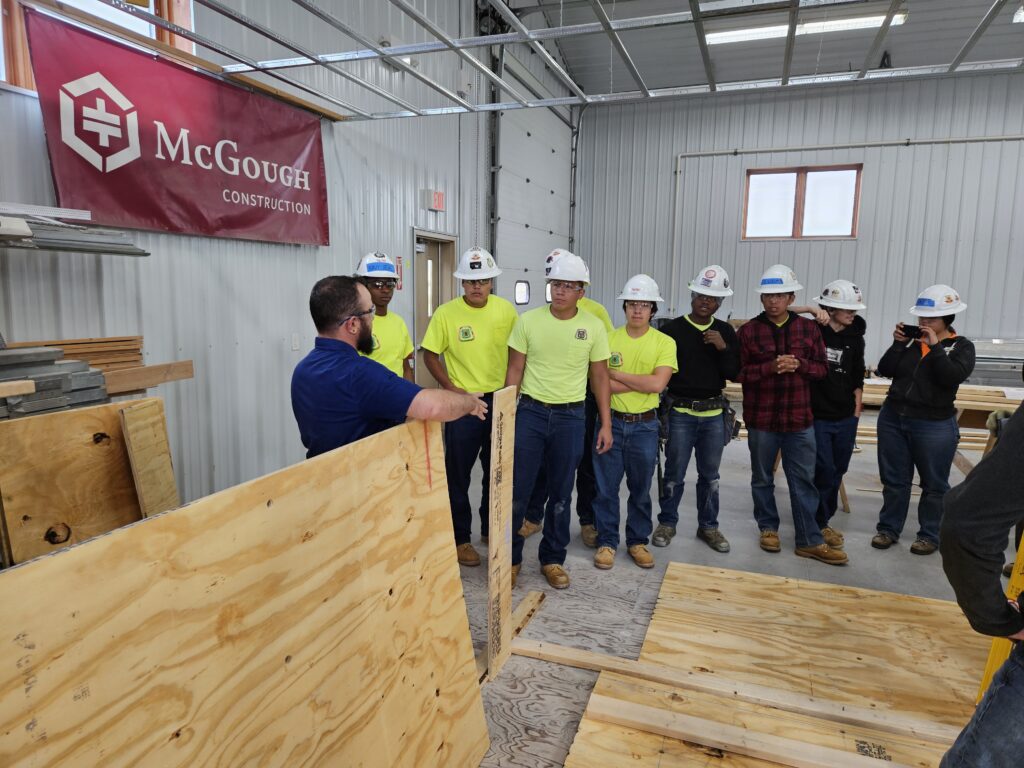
[421, 189, 445, 212]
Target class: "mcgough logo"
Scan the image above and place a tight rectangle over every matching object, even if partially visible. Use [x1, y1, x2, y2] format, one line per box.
[59, 72, 140, 173]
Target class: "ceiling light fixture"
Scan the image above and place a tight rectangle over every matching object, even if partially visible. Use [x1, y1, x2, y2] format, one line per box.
[706, 12, 908, 45]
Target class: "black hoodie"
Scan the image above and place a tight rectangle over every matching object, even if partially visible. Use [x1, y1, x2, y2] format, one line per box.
[877, 333, 975, 420]
[810, 315, 866, 421]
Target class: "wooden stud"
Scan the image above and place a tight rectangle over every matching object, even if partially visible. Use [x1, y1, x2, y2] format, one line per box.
[839, 479, 851, 513]
[0, 380, 35, 398]
[120, 399, 180, 518]
[486, 386, 516, 682]
[511, 590, 546, 638]
[104, 360, 194, 394]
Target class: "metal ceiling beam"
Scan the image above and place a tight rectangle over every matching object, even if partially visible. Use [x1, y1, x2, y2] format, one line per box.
[689, 0, 717, 93]
[857, 0, 903, 78]
[487, 0, 589, 101]
[387, 0, 530, 107]
[93, 0, 371, 118]
[588, 0, 651, 97]
[193, 0, 424, 115]
[948, 0, 1011, 72]
[781, 0, 799, 85]
[518, 0, 873, 20]
[287, 0, 476, 112]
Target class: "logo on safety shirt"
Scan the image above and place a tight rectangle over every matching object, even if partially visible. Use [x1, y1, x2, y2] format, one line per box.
[609, 352, 622, 367]
[459, 325, 475, 341]
[575, 329, 588, 341]
[826, 346, 844, 368]
[371, 334, 380, 351]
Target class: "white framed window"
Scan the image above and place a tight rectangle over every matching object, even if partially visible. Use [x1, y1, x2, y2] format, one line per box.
[742, 164, 862, 240]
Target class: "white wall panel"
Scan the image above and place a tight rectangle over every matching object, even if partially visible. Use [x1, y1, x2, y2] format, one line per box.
[576, 72, 1024, 364]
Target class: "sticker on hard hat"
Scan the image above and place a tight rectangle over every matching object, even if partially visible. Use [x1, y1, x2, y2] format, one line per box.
[575, 329, 588, 341]
[700, 277, 712, 286]
[486, 258, 495, 267]
[705, 269, 716, 278]
[944, 294, 957, 304]
[761, 277, 785, 285]
[470, 261, 482, 270]
[915, 298, 936, 307]
[459, 326, 475, 341]
[723, 278, 730, 287]
[609, 352, 622, 367]
[367, 262, 393, 273]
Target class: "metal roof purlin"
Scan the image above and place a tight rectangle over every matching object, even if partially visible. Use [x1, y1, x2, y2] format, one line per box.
[781, 0, 799, 85]
[689, 0, 717, 92]
[857, 0, 903, 79]
[948, 0, 1012, 72]
[589, 0, 651, 96]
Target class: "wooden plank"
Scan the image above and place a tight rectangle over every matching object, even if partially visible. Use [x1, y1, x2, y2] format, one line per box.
[0, 420, 489, 767]
[511, 638, 961, 743]
[0, 380, 35, 398]
[585, 692, 918, 768]
[511, 590, 546, 637]
[6, 336, 142, 348]
[120, 399, 180, 518]
[838, 479, 851, 513]
[0, 400, 146, 563]
[486, 386, 516, 682]
[104, 361, 194, 394]
[952, 450, 976, 475]
[0, 347, 63, 366]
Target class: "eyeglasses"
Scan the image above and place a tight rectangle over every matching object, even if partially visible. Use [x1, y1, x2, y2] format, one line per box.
[463, 279, 492, 287]
[368, 280, 396, 290]
[339, 306, 375, 325]
[549, 280, 583, 292]
[625, 301, 654, 310]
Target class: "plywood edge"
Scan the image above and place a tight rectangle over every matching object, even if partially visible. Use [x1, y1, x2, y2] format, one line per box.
[120, 399, 180, 518]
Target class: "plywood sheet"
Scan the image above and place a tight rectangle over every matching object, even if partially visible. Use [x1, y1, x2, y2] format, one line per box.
[0, 400, 147, 563]
[0, 419, 489, 767]
[486, 386, 516, 681]
[120, 399, 180, 517]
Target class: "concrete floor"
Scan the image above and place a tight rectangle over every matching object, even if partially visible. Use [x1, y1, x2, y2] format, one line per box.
[458, 410, 1011, 767]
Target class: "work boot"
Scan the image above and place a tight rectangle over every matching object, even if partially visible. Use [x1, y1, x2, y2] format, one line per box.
[628, 544, 655, 569]
[795, 543, 849, 566]
[541, 564, 570, 589]
[594, 546, 615, 570]
[652, 524, 676, 547]
[580, 524, 599, 548]
[759, 530, 781, 553]
[821, 527, 845, 549]
[910, 539, 938, 556]
[511, 563, 521, 588]
[697, 528, 730, 553]
[456, 542, 481, 567]
[871, 532, 896, 549]
[1003, 562, 1014, 578]
[518, 519, 542, 538]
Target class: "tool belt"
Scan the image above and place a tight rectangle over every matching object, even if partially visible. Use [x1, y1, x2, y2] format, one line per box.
[611, 408, 657, 423]
[670, 395, 727, 413]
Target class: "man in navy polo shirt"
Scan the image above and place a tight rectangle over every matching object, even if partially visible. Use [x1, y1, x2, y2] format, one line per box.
[291, 275, 487, 457]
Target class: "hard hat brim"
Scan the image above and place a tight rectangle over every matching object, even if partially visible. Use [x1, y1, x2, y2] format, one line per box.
[756, 283, 802, 294]
[908, 303, 967, 317]
[688, 283, 734, 297]
[454, 268, 502, 280]
[814, 296, 866, 310]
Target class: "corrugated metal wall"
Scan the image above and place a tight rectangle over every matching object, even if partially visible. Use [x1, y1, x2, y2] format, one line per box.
[576, 72, 1024, 363]
[0, 0, 488, 501]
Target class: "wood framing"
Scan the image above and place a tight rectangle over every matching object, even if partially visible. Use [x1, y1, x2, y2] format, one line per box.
[2, 0, 35, 90]
[0, 419, 489, 767]
[0, 399, 147, 563]
[742, 164, 863, 240]
[120, 398, 180, 517]
[486, 385, 516, 681]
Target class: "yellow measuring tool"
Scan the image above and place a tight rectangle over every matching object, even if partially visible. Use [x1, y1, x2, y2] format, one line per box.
[976, 537, 1024, 701]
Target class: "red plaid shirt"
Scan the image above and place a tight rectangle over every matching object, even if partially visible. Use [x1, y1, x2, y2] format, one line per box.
[737, 312, 827, 432]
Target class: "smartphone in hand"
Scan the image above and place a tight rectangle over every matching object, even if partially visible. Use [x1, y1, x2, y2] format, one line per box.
[901, 324, 923, 339]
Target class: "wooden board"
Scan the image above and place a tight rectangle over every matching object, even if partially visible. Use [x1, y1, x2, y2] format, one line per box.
[0, 380, 35, 398]
[120, 399, 180, 518]
[0, 400, 148, 563]
[104, 361, 194, 394]
[565, 563, 989, 767]
[0, 420, 489, 767]
[486, 386, 517, 681]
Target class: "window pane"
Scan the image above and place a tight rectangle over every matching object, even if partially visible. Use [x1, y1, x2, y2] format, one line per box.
[1, 7, 6, 82]
[802, 169, 858, 236]
[745, 173, 797, 237]
[514, 280, 530, 305]
[58, 0, 155, 38]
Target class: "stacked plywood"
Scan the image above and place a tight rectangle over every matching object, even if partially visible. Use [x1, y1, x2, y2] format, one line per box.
[0, 347, 107, 419]
[564, 564, 988, 767]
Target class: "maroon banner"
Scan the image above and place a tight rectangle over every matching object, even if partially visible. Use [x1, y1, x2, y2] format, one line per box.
[25, 10, 329, 245]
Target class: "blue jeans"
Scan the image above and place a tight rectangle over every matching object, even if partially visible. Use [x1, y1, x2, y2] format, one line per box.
[813, 416, 859, 529]
[592, 417, 659, 549]
[876, 403, 959, 545]
[525, 393, 597, 526]
[511, 399, 586, 566]
[659, 410, 726, 530]
[748, 426, 824, 548]
[444, 393, 492, 545]
[941, 641, 1024, 767]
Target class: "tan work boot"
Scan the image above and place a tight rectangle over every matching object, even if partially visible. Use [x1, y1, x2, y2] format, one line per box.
[541, 564, 570, 589]
[821, 527, 845, 549]
[795, 543, 849, 566]
[456, 542, 481, 567]
[511, 563, 521, 588]
[518, 519, 542, 538]
[759, 530, 781, 553]
[594, 546, 615, 570]
[628, 544, 654, 569]
[580, 524, 599, 548]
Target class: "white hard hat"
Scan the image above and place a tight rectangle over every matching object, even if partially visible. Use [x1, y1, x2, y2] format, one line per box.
[544, 248, 590, 284]
[616, 274, 664, 302]
[454, 246, 501, 280]
[909, 284, 967, 317]
[756, 263, 802, 294]
[688, 264, 734, 297]
[814, 279, 866, 310]
[356, 251, 398, 279]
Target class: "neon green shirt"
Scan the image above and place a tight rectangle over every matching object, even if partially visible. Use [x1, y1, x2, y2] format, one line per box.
[508, 306, 610, 404]
[674, 315, 722, 417]
[362, 310, 413, 377]
[420, 295, 518, 392]
[578, 296, 614, 333]
[608, 326, 678, 413]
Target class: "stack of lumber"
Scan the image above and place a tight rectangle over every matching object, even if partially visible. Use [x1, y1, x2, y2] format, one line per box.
[560, 563, 988, 767]
[0, 347, 107, 419]
[6, 335, 143, 372]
